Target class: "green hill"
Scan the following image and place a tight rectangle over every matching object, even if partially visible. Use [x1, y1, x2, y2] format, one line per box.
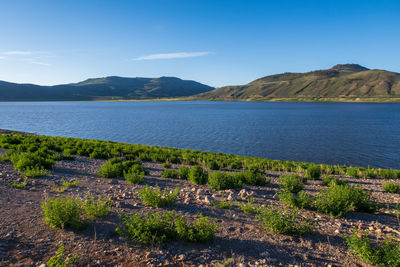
[0, 76, 214, 101]
[194, 64, 400, 101]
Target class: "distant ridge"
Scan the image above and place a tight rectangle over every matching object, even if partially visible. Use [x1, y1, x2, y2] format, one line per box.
[0, 76, 214, 101]
[194, 64, 400, 101]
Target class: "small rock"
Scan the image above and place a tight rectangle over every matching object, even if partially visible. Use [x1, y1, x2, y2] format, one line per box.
[204, 195, 214, 204]
[227, 193, 236, 201]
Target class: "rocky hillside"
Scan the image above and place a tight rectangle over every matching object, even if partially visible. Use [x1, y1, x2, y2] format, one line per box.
[195, 64, 400, 101]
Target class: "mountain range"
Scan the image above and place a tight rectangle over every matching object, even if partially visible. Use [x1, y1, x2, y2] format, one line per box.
[194, 64, 400, 101]
[0, 64, 399, 101]
[0, 76, 214, 101]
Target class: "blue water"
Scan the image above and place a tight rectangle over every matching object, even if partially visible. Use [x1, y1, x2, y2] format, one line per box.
[0, 101, 399, 169]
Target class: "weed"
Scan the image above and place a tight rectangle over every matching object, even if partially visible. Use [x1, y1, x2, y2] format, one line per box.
[345, 230, 400, 267]
[280, 174, 304, 193]
[138, 185, 179, 208]
[322, 176, 348, 186]
[278, 190, 313, 209]
[61, 178, 80, 188]
[212, 200, 232, 209]
[46, 243, 78, 267]
[237, 198, 261, 214]
[257, 207, 312, 236]
[8, 178, 27, 189]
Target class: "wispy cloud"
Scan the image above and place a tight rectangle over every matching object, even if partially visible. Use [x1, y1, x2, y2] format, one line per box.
[133, 51, 212, 61]
[0, 56, 5, 60]
[24, 58, 51, 66]
[3, 51, 33, 55]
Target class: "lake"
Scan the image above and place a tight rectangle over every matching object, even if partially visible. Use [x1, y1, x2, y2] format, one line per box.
[0, 101, 399, 169]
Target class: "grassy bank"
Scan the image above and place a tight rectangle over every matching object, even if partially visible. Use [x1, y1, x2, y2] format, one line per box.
[0, 132, 398, 179]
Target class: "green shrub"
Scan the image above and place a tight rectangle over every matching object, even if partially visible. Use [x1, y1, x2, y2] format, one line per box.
[98, 161, 123, 178]
[178, 166, 190, 179]
[212, 200, 232, 209]
[175, 214, 218, 242]
[345, 230, 400, 267]
[306, 165, 321, 180]
[89, 150, 108, 159]
[161, 169, 179, 179]
[240, 167, 268, 186]
[162, 162, 172, 169]
[46, 243, 78, 267]
[280, 174, 304, 193]
[116, 211, 176, 244]
[315, 184, 377, 217]
[138, 185, 179, 208]
[10, 151, 54, 172]
[322, 176, 348, 186]
[8, 178, 28, 189]
[208, 171, 242, 191]
[206, 160, 220, 170]
[257, 207, 312, 236]
[116, 211, 218, 244]
[382, 182, 400, 194]
[237, 198, 261, 214]
[24, 166, 49, 178]
[41, 196, 111, 229]
[278, 191, 313, 209]
[347, 167, 360, 178]
[188, 166, 208, 185]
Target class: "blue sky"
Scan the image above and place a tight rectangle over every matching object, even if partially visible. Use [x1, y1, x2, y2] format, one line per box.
[0, 0, 399, 87]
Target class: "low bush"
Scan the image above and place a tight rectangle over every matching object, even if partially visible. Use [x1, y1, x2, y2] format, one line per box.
[161, 169, 179, 179]
[208, 171, 242, 191]
[278, 191, 313, 209]
[257, 207, 312, 236]
[280, 174, 304, 193]
[98, 159, 147, 179]
[240, 167, 268, 186]
[10, 151, 54, 172]
[305, 165, 321, 180]
[315, 184, 377, 217]
[188, 166, 208, 185]
[345, 230, 400, 267]
[178, 166, 190, 179]
[123, 171, 144, 184]
[237, 198, 261, 214]
[116, 211, 218, 244]
[322, 176, 348, 187]
[382, 182, 400, 194]
[138, 185, 179, 208]
[98, 161, 123, 178]
[24, 166, 49, 178]
[206, 160, 220, 170]
[41, 196, 111, 229]
[46, 243, 78, 267]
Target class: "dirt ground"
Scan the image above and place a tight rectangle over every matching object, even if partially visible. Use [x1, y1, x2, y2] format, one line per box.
[0, 152, 399, 266]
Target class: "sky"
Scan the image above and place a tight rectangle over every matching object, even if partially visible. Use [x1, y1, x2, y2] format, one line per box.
[0, 0, 399, 87]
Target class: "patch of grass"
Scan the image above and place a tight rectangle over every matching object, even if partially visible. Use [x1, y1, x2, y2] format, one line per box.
[257, 207, 312, 236]
[315, 184, 378, 217]
[161, 169, 179, 179]
[8, 178, 28, 189]
[188, 166, 208, 185]
[280, 174, 304, 193]
[382, 182, 400, 194]
[138, 185, 179, 208]
[23, 166, 49, 178]
[322, 176, 348, 186]
[212, 199, 232, 209]
[46, 243, 78, 267]
[277, 190, 313, 209]
[237, 197, 261, 214]
[345, 230, 400, 267]
[41, 196, 111, 230]
[116, 211, 218, 244]
[61, 178, 80, 188]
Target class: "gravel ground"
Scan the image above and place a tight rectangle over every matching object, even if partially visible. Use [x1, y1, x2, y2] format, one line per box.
[0, 153, 399, 266]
